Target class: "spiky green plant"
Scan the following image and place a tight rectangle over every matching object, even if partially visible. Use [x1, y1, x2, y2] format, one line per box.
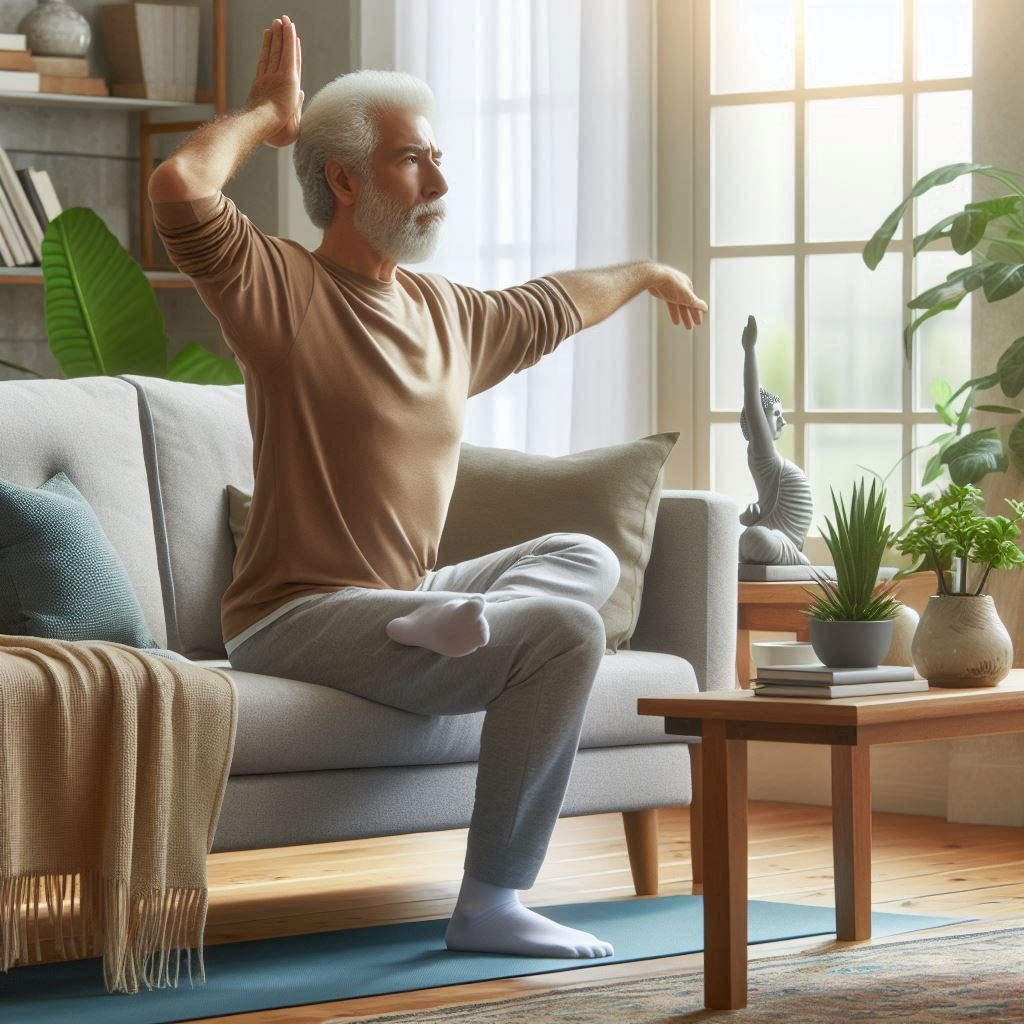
[804, 478, 902, 622]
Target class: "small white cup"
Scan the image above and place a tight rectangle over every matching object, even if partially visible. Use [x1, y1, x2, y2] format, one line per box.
[751, 640, 822, 670]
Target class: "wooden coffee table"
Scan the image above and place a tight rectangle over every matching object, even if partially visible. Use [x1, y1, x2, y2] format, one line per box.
[637, 672, 1024, 1010]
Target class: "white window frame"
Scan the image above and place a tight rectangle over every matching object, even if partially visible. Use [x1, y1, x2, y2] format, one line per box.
[690, 0, 972, 547]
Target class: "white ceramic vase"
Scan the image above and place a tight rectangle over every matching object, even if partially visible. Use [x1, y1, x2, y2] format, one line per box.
[911, 594, 1013, 688]
[18, 0, 91, 59]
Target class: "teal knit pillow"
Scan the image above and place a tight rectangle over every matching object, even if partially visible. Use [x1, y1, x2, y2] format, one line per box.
[0, 471, 158, 647]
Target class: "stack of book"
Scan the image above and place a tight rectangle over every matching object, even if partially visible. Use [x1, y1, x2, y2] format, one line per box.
[0, 32, 110, 97]
[753, 663, 928, 698]
[0, 142, 64, 268]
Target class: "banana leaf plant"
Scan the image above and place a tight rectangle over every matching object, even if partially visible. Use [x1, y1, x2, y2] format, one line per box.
[0, 207, 242, 384]
[864, 162, 1024, 488]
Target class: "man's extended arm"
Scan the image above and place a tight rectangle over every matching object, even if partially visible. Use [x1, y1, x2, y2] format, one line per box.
[549, 261, 707, 331]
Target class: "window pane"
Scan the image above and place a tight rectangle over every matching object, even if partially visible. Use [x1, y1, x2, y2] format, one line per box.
[711, 421, 795, 509]
[916, 0, 972, 81]
[804, 0, 903, 88]
[806, 424, 904, 537]
[807, 253, 904, 411]
[711, 257, 794, 410]
[806, 96, 903, 243]
[912, 422, 955, 497]
[712, 0, 795, 94]
[712, 103, 794, 246]
[915, 90, 972, 234]
[913, 250, 973, 411]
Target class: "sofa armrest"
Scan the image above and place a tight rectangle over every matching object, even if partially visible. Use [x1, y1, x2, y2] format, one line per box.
[629, 490, 739, 692]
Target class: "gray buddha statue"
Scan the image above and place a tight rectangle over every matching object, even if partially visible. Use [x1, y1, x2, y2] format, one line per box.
[739, 314, 814, 567]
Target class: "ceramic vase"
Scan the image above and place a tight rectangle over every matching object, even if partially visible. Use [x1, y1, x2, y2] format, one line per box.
[809, 618, 894, 668]
[912, 594, 1013, 688]
[881, 602, 920, 667]
[17, 0, 91, 58]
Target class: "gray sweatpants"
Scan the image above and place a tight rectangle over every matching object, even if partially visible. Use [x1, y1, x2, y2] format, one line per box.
[227, 532, 621, 889]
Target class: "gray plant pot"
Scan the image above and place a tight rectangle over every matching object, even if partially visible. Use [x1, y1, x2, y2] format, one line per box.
[809, 618, 895, 669]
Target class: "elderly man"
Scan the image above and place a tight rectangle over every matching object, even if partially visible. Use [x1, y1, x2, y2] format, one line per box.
[147, 14, 708, 961]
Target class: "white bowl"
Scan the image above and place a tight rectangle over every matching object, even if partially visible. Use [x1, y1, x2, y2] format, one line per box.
[751, 640, 823, 670]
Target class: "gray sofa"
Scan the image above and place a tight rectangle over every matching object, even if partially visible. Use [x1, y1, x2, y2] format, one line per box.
[0, 374, 738, 894]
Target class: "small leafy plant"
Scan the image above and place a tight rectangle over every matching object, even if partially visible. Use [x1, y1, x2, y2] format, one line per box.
[804, 478, 902, 622]
[1, 208, 241, 384]
[894, 483, 1024, 596]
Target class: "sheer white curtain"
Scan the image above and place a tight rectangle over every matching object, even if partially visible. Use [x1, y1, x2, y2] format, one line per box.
[356, 0, 656, 455]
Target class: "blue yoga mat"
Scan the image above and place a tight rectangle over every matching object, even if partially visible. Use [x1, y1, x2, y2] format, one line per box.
[0, 896, 970, 1023]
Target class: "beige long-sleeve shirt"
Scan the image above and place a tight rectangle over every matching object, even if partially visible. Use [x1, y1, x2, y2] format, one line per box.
[151, 191, 583, 647]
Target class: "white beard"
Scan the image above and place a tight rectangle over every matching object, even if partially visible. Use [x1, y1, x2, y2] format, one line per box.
[353, 176, 446, 265]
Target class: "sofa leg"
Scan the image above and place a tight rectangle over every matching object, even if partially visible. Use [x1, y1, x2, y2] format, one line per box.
[689, 743, 703, 893]
[622, 808, 659, 896]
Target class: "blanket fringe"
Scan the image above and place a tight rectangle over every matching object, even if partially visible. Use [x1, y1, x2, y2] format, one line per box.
[1, 872, 208, 994]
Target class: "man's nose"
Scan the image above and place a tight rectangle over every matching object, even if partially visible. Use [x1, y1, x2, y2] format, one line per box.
[427, 164, 448, 199]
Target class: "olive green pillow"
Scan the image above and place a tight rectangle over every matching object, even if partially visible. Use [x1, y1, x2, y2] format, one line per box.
[226, 432, 677, 652]
[0, 471, 159, 647]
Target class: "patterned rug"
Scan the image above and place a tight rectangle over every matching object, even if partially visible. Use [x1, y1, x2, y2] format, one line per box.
[331, 926, 1024, 1023]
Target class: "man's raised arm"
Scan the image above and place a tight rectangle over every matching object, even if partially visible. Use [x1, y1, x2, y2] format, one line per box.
[549, 260, 708, 332]
[148, 14, 303, 203]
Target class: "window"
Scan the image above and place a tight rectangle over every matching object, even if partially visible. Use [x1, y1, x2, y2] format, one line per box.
[696, 0, 973, 542]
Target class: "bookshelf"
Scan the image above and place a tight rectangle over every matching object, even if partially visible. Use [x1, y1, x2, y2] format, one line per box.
[0, 0, 228, 287]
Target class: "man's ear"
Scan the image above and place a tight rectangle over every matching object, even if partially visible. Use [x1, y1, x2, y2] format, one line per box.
[325, 159, 358, 208]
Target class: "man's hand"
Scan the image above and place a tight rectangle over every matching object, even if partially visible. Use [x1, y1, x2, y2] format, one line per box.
[647, 265, 708, 330]
[248, 14, 304, 149]
[742, 314, 758, 350]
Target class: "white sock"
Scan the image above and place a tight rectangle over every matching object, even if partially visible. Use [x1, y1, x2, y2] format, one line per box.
[386, 595, 490, 658]
[445, 872, 614, 959]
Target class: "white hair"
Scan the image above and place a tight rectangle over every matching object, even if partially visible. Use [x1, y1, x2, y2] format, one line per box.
[293, 69, 435, 231]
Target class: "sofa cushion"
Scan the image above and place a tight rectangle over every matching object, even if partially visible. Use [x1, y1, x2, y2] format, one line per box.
[436, 433, 679, 651]
[0, 471, 159, 647]
[120, 376, 251, 659]
[0, 378, 167, 648]
[192, 649, 697, 776]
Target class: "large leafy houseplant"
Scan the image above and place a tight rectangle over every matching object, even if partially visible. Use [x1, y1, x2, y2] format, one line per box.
[0, 208, 241, 384]
[864, 162, 1024, 488]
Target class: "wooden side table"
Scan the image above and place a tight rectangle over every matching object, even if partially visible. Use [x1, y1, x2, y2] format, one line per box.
[736, 571, 936, 685]
[637, 673, 1024, 1011]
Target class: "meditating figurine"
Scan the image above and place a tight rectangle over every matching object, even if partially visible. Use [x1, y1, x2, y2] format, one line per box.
[739, 314, 814, 566]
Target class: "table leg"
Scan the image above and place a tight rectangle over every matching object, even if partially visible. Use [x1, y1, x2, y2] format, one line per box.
[702, 720, 748, 1010]
[688, 743, 703, 893]
[831, 744, 872, 941]
[736, 628, 752, 687]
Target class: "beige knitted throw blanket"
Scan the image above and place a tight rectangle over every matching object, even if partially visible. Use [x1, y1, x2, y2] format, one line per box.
[0, 635, 237, 994]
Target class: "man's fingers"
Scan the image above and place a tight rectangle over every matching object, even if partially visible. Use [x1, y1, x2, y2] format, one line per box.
[668, 302, 679, 326]
[681, 307, 693, 330]
[257, 28, 271, 75]
[281, 17, 297, 73]
[269, 18, 284, 68]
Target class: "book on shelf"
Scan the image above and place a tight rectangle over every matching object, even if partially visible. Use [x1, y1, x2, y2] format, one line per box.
[754, 678, 930, 699]
[0, 210, 13, 266]
[754, 664, 917, 685]
[0, 49, 33, 73]
[0, 69, 40, 92]
[16, 168, 49, 233]
[0, 163, 62, 266]
[0, 181, 31, 266]
[0, 33, 27, 52]
[39, 74, 109, 96]
[0, 145, 43, 263]
[33, 55, 90, 78]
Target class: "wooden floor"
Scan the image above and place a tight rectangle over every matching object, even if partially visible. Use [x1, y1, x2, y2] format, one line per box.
[28, 802, 1024, 1021]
